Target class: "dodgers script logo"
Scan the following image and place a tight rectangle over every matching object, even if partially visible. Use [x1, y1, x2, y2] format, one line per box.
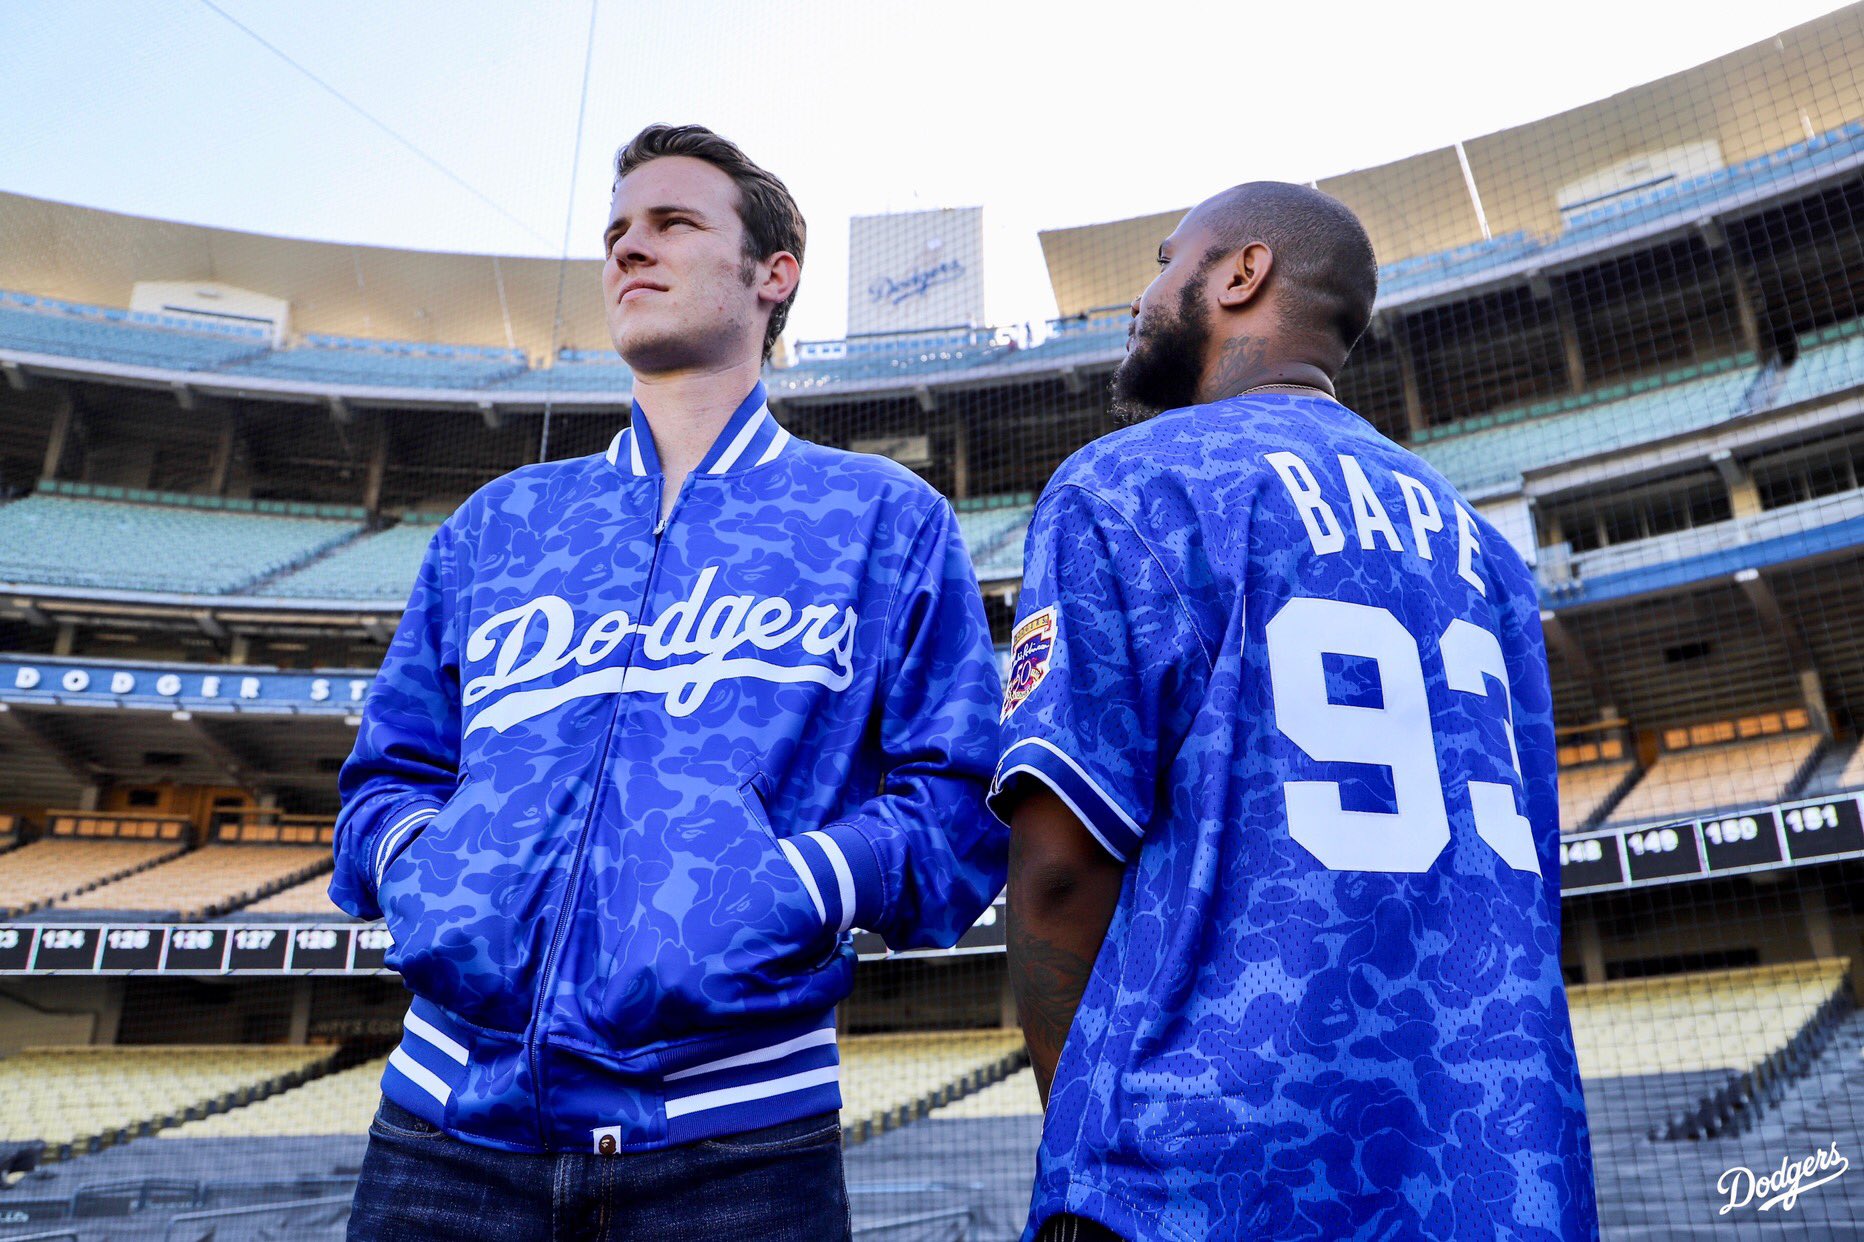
[1718, 1141, 1849, 1214]
[1001, 605, 1057, 720]
[462, 566, 858, 731]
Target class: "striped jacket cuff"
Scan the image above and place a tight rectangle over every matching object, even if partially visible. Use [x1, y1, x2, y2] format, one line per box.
[776, 822, 885, 935]
[989, 737, 1145, 863]
[370, 797, 445, 891]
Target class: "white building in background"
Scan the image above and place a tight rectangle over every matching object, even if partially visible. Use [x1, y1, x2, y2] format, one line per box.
[847, 207, 984, 336]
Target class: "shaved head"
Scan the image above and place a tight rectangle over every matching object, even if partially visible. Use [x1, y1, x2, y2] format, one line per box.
[1191, 182, 1379, 355]
[1111, 181, 1379, 420]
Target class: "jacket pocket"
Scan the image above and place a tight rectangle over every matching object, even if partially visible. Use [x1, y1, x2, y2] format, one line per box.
[581, 771, 845, 1048]
[377, 780, 560, 1034]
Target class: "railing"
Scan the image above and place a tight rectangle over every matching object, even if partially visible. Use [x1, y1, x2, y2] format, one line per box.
[160, 1193, 352, 1242]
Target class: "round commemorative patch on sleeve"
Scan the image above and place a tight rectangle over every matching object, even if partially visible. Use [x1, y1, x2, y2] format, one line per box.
[1001, 605, 1058, 720]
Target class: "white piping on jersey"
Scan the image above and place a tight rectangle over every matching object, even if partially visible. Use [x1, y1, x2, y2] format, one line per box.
[755, 427, 791, 467]
[996, 760, 1126, 863]
[1010, 738, 1143, 837]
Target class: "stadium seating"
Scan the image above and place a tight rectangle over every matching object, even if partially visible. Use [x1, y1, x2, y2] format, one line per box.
[215, 334, 526, 390]
[954, 498, 1033, 583]
[55, 845, 330, 921]
[159, 1054, 390, 1139]
[0, 291, 270, 372]
[238, 873, 354, 920]
[1606, 730, 1821, 826]
[1831, 739, 1864, 793]
[1411, 359, 1758, 494]
[1559, 761, 1638, 833]
[1567, 959, 1850, 1080]
[0, 1045, 333, 1157]
[256, 518, 438, 601]
[1015, 310, 1129, 365]
[0, 490, 363, 595]
[1772, 319, 1864, 409]
[925, 1065, 1043, 1119]
[771, 329, 1008, 392]
[1555, 121, 1864, 249]
[1376, 231, 1544, 301]
[491, 348, 634, 393]
[0, 838, 188, 919]
[839, 1030, 1027, 1142]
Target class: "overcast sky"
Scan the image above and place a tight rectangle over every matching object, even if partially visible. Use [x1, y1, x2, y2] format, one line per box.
[1, 0, 1854, 342]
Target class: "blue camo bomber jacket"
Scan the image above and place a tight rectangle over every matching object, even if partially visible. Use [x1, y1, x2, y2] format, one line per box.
[330, 382, 1007, 1154]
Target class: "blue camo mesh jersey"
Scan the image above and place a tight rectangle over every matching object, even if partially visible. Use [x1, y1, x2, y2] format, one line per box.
[990, 391, 1597, 1241]
[329, 382, 1007, 1153]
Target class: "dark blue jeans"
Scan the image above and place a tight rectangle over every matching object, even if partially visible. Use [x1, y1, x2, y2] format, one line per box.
[347, 1097, 850, 1241]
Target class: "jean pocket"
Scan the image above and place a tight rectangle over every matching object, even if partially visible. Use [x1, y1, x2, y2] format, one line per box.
[371, 1096, 446, 1141]
[699, 1114, 842, 1156]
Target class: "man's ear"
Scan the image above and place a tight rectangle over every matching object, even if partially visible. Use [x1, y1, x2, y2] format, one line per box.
[757, 252, 802, 308]
[1215, 241, 1272, 310]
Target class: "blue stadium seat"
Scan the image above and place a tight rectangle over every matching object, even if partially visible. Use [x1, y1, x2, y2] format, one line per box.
[769, 329, 1008, 392]
[1376, 231, 1545, 300]
[0, 491, 364, 595]
[1770, 321, 1864, 409]
[0, 292, 270, 372]
[256, 519, 440, 601]
[1556, 121, 1864, 248]
[216, 333, 526, 389]
[956, 499, 1033, 582]
[1412, 360, 1759, 493]
[492, 348, 635, 393]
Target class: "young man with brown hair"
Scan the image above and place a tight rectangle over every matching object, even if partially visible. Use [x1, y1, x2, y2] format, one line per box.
[335, 124, 1006, 1241]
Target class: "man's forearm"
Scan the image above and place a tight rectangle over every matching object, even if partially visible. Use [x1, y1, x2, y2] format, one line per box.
[1007, 794, 1125, 1105]
[1009, 900, 1108, 1103]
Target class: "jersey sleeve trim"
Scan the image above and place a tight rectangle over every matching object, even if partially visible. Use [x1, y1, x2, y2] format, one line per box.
[989, 737, 1144, 863]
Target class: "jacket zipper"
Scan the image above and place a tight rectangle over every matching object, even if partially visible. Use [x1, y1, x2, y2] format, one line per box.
[524, 472, 690, 1147]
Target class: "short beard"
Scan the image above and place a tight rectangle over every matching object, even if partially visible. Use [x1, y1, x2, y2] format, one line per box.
[1108, 278, 1210, 424]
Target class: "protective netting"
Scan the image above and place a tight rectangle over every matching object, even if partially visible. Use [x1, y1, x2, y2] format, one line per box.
[3, 7, 1864, 1239]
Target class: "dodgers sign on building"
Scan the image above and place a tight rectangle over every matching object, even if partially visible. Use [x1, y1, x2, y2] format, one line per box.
[848, 207, 985, 335]
[0, 657, 375, 715]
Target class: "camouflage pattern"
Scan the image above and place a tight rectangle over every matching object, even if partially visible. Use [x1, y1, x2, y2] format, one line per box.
[992, 392, 1597, 1241]
[332, 382, 1007, 1153]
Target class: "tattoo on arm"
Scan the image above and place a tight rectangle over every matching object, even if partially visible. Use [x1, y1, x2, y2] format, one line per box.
[1008, 905, 1099, 1105]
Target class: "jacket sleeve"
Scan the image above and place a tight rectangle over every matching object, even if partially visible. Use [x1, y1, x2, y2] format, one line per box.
[328, 522, 464, 920]
[783, 501, 1008, 950]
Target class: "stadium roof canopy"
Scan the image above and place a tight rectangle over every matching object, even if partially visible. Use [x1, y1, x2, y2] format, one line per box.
[0, 191, 608, 356]
[1041, 3, 1864, 317]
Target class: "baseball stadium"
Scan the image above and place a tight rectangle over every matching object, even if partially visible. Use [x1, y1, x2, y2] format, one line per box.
[5, 6, 1864, 1238]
